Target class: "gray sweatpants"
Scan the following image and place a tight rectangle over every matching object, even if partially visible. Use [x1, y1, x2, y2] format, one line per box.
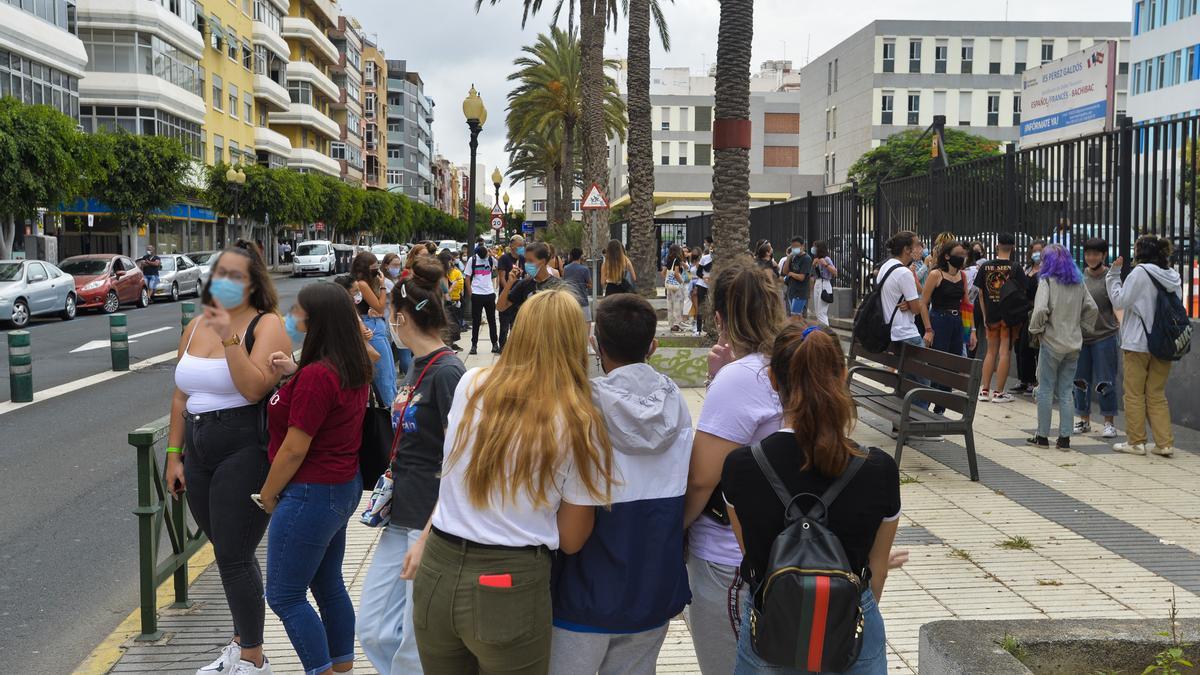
[683, 551, 744, 675]
[548, 625, 669, 675]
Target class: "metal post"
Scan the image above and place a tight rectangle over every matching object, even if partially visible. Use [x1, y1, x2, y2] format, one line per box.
[1117, 116, 1134, 268]
[464, 119, 481, 320]
[130, 425, 162, 641]
[930, 115, 948, 234]
[1003, 145, 1018, 232]
[110, 313, 129, 371]
[7, 331, 32, 403]
[805, 190, 816, 247]
[181, 302, 195, 332]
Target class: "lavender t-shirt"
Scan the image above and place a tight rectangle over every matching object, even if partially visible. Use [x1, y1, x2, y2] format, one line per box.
[691, 352, 783, 567]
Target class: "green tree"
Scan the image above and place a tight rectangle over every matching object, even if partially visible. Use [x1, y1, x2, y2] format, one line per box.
[1181, 139, 1199, 212]
[507, 128, 567, 222]
[0, 98, 92, 258]
[317, 175, 363, 242]
[711, 0, 754, 262]
[847, 128, 1001, 198]
[359, 189, 395, 239]
[90, 130, 191, 243]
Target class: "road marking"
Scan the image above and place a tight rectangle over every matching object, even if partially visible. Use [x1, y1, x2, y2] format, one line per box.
[0, 350, 176, 416]
[129, 326, 173, 339]
[69, 326, 171, 353]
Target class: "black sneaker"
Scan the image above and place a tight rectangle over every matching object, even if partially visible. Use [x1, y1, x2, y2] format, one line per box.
[1027, 435, 1050, 448]
[468, 346, 477, 355]
[1056, 436, 1071, 451]
[492, 345, 501, 354]
[1010, 383, 1031, 394]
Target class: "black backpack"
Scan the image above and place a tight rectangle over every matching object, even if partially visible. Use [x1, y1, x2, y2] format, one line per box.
[852, 264, 903, 353]
[748, 443, 869, 673]
[1140, 271, 1192, 362]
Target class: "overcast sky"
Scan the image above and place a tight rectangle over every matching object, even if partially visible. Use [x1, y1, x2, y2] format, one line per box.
[340, 0, 1132, 209]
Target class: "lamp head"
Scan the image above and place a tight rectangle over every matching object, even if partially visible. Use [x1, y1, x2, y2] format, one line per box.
[491, 167, 502, 189]
[502, 191, 510, 206]
[462, 85, 487, 126]
[226, 166, 246, 184]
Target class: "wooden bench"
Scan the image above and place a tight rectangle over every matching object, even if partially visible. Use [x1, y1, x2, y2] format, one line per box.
[846, 340, 984, 481]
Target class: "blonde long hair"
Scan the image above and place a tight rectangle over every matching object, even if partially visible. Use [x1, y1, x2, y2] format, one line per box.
[446, 289, 613, 508]
[601, 239, 629, 284]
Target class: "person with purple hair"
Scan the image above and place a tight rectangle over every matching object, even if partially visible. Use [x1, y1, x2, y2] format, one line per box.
[1026, 244, 1099, 450]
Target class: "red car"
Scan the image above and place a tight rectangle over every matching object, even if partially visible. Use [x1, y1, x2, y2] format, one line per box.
[60, 254, 150, 313]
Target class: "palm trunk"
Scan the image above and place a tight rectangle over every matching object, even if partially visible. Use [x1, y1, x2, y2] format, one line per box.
[1, 213, 15, 260]
[625, 0, 656, 298]
[579, 0, 609, 258]
[711, 0, 753, 267]
[547, 163, 561, 229]
[559, 117, 576, 226]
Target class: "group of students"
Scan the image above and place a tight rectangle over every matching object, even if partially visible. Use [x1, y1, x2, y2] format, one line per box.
[166, 234, 910, 675]
[872, 228, 1185, 455]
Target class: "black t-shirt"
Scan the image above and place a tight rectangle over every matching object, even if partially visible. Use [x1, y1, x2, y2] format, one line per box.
[140, 254, 161, 275]
[721, 430, 901, 587]
[787, 253, 813, 298]
[505, 276, 553, 316]
[390, 348, 466, 530]
[498, 252, 520, 276]
[973, 258, 1027, 325]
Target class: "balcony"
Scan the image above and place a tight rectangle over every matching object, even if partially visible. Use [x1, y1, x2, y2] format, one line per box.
[0, 2, 87, 77]
[288, 147, 340, 177]
[253, 125, 292, 158]
[253, 74, 290, 112]
[280, 16, 338, 65]
[303, 0, 339, 29]
[269, 102, 340, 140]
[251, 20, 289, 60]
[287, 61, 339, 102]
[77, 0, 204, 60]
[79, 72, 206, 124]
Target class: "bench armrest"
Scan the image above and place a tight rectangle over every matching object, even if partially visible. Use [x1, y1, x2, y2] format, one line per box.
[899, 387, 972, 418]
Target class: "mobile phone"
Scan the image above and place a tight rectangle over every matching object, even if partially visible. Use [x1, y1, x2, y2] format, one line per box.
[250, 493, 266, 510]
[478, 573, 512, 588]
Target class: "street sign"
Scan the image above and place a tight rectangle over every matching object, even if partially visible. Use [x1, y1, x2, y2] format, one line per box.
[581, 183, 608, 210]
[521, 221, 534, 234]
[315, 221, 326, 231]
[491, 203, 504, 216]
[490, 216, 504, 231]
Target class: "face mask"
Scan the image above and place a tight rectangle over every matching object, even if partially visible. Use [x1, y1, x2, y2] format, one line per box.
[809, 246, 817, 256]
[1031, 252, 1042, 263]
[516, 247, 526, 256]
[208, 277, 246, 309]
[387, 267, 401, 278]
[145, 249, 152, 256]
[791, 247, 802, 255]
[948, 254, 966, 269]
[1089, 260, 1106, 271]
[284, 313, 305, 344]
[353, 291, 363, 304]
[524, 262, 539, 277]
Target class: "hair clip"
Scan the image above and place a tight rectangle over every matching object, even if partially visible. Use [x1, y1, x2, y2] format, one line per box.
[414, 299, 428, 311]
[801, 325, 822, 341]
[399, 283, 407, 299]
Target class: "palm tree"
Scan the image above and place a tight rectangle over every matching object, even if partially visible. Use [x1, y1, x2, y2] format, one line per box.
[711, 0, 753, 264]
[506, 128, 565, 225]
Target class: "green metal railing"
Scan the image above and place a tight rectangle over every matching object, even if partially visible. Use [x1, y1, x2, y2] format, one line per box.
[131, 416, 206, 641]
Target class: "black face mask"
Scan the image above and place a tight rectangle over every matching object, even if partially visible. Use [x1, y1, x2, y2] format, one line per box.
[948, 255, 966, 269]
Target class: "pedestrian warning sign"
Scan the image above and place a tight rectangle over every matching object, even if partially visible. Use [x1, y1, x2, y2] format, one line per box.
[581, 183, 608, 210]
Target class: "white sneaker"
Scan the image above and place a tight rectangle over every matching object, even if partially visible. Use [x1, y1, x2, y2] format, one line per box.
[1151, 445, 1176, 458]
[991, 392, 1015, 403]
[1101, 423, 1117, 439]
[1112, 442, 1146, 456]
[230, 657, 273, 675]
[1073, 420, 1091, 434]
[197, 642, 241, 674]
[977, 389, 990, 402]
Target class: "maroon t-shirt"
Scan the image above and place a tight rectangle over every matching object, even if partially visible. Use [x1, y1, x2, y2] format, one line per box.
[268, 361, 367, 484]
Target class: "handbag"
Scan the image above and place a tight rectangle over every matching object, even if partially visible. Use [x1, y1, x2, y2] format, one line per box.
[359, 385, 392, 489]
[820, 279, 834, 304]
[360, 349, 452, 528]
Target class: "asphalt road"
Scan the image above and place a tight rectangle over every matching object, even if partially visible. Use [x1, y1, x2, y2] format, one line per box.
[0, 275, 312, 674]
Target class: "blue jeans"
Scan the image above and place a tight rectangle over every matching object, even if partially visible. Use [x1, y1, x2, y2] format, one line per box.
[363, 316, 397, 405]
[395, 347, 413, 380]
[1073, 334, 1119, 418]
[734, 590, 886, 675]
[898, 335, 930, 411]
[789, 296, 808, 316]
[1036, 345, 1079, 439]
[357, 526, 424, 674]
[266, 478, 363, 675]
[145, 274, 159, 292]
[929, 310, 965, 412]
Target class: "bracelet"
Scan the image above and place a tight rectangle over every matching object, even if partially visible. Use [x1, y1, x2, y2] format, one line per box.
[166, 446, 183, 455]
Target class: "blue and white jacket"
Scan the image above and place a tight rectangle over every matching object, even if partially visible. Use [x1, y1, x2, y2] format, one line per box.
[551, 363, 694, 634]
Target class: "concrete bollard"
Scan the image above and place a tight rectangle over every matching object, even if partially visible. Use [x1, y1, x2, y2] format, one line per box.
[110, 313, 129, 371]
[8, 330, 32, 403]
[181, 301, 195, 331]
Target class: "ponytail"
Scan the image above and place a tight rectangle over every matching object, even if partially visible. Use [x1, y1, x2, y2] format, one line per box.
[769, 321, 860, 477]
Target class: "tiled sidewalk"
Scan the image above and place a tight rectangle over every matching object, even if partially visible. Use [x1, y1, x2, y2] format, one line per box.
[96, 327, 1200, 674]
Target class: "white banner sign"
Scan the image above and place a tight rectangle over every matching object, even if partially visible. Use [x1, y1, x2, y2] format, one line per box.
[1019, 41, 1117, 148]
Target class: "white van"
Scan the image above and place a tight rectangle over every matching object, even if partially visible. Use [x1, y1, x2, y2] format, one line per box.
[293, 240, 336, 276]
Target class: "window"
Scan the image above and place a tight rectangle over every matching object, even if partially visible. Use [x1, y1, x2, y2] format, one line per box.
[881, 92, 894, 125]
[661, 106, 670, 131]
[661, 143, 670, 165]
[826, 61, 833, 95]
[990, 39, 1002, 74]
[833, 58, 838, 92]
[387, 148, 401, 159]
[387, 168, 402, 185]
[365, 91, 375, 116]
[908, 39, 922, 72]
[242, 40, 252, 70]
[198, 65, 205, 105]
[907, 92, 920, 125]
[570, 199, 582, 212]
[882, 41, 895, 72]
[695, 143, 711, 166]
[80, 28, 200, 95]
[226, 28, 238, 61]
[531, 199, 547, 213]
[228, 84, 238, 119]
[1013, 94, 1021, 125]
[230, 140, 239, 159]
[830, 107, 837, 139]
[287, 80, 312, 105]
[695, 106, 712, 131]
[986, 93, 999, 126]
[243, 93, 252, 123]
[959, 91, 973, 126]
[678, 149, 687, 165]
[679, 107, 689, 130]
[825, 108, 832, 140]
[935, 42, 947, 73]
[961, 40, 974, 74]
[212, 73, 223, 111]
[1133, 61, 1144, 94]
[1015, 39, 1027, 74]
[213, 134, 224, 163]
[1040, 42, 1053, 64]
[364, 60, 375, 85]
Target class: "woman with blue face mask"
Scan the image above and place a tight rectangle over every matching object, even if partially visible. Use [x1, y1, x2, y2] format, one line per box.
[164, 242, 291, 675]
[352, 251, 398, 407]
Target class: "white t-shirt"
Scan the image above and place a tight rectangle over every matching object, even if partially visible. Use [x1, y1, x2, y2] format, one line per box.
[467, 255, 496, 295]
[696, 253, 713, 289]
[877, 258, 920, 342]
[432, 368, 606, 549]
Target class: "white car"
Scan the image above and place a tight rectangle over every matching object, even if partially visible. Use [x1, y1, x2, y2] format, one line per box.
[0, 260, 77, 327]
[371, 244, 408, 267]
[188, 251, 219, 285]
[437, 240, 461, 255]
[292, 240, 336, 276]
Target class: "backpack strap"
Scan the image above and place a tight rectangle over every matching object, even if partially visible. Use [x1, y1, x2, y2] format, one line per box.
[243, 311, 266, 354]
[810, 448, 869, 521]
[750, 443, 794, 512]
[876, 264, 904, 325]
[750, 443, 870, 523]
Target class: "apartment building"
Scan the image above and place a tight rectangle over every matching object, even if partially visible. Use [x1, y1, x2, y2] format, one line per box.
[193, 0, 269, 168]
[247, 0, 291, 168]
[798, 20, 1130, 192]
[361, 35, 386, 189]
[604, 62, 822, 220]
[385, 59, 434, 204]
[328, 14, 363, 185]
[1, 0, 88, 120]
[270, 0, 340, 176]
[521, 179, 582, 227]
[1128, 0, 1200, 121]
[431, 154, 458, 216]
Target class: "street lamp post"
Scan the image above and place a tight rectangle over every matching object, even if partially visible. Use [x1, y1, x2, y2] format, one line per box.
[462, 85, 487, 320]
[502, 191, 511, 238]
[225, 166, 246, 245]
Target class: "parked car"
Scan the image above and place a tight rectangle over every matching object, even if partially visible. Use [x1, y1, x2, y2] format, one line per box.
[292, 240, 336, 276]
[370, 243, 408, 267]
[0, 260, 77, 328]
[436, 239, 460, 255]
[60, 254, 149, 313]
[152, 254, 203, 302]
[188, 250, 219, 284]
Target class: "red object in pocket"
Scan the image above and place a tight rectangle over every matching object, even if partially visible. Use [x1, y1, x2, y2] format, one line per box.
[478, 574, 513, 588]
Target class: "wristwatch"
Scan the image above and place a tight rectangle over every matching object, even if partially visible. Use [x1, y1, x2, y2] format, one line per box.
[222, 333, 242, 348]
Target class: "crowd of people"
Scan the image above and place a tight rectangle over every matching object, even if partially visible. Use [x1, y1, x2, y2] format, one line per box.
[161, 222, 1186, 675]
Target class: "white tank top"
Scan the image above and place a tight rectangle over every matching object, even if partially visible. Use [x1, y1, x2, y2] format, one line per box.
[174, 320, 254, 414]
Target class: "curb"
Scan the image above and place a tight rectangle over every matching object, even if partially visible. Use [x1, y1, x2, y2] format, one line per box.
[72, 543, 216, 675]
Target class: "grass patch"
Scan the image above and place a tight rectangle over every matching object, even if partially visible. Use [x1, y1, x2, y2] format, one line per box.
[997, 535, 1035, 550]
[995, 633, 1027, 661]
[949, 548, 974, 563]
[899, 474, 922, 485]
[1036, 578, 1063, 586]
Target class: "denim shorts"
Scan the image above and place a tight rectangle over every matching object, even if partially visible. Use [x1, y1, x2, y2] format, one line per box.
[734, 589, 887, 675]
